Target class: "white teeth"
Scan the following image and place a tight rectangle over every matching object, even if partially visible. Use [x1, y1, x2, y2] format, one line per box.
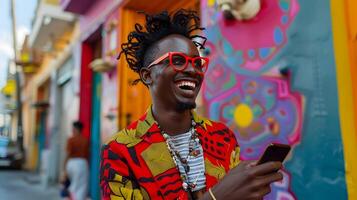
[176, 81, 196, 89]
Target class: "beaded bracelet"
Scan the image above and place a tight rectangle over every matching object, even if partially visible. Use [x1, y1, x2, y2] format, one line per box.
[209, 188, 217, 200]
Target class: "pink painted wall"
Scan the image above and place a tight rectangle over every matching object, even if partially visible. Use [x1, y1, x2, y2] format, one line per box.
[100, 9, 119, 143]
[79, 0, 121, 41]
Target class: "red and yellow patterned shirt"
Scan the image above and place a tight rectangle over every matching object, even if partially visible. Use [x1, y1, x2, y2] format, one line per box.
[100, 107, 241, 199]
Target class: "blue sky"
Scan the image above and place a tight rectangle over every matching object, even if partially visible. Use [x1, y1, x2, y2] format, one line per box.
[0, 0, 37, 88]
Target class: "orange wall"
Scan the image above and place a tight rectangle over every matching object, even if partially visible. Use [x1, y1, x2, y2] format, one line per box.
[344, 0, 357, 136]
[117, 0, 200, 128]
[117, 9, 151, 128]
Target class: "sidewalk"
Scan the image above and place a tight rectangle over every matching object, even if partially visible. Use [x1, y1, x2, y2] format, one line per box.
[0, 169, 62, 200]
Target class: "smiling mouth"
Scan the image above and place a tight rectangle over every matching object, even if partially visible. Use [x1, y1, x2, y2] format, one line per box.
[175, 80, 197, 91]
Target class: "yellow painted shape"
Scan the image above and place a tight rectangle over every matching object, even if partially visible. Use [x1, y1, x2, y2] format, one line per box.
[234, 104, 253, 128]
[1, 79, 16, 96]
[330, 0, 357, 199]
[21, 52, 30, 62]
[208, 0, 215, 7]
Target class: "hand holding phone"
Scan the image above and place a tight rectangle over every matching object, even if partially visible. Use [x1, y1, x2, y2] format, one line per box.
[257, 143, 291, 165]
[211, 144, 287, 200]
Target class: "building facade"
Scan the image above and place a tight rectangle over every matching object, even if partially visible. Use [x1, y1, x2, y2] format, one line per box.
[13, 0, 357, 199]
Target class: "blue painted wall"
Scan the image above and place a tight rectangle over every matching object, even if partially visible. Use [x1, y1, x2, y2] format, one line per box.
[90, 72, 102, 200]
[266, 0, 347, 199]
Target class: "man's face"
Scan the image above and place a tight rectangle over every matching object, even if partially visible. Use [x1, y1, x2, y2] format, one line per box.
[144, 34, 204, 111]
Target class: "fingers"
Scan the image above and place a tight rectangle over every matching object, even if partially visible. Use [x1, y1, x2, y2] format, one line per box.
[257, 186, 272, 199]
[248, 173, 282, 199]
[246, 161, 257, 169]
[257, 171, 283, 186]
[249, 161, 282, 176]
[260, 186, 272, 196]
[218, 161, 282, 199]
[247, 185, 272, 200]
[228, 160, 256, 173]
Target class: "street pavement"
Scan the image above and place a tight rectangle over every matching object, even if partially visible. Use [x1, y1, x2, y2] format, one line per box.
[0, 169, 62, 200]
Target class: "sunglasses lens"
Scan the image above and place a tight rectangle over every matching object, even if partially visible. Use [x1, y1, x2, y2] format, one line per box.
[171, 54, 187, 70]
[193, 58, 208, 73]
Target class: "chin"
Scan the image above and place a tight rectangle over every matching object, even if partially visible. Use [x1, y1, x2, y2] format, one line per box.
[176, 102, 197, 111]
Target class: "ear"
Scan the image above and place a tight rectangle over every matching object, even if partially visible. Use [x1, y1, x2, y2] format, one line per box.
[139, 67, 153, 86]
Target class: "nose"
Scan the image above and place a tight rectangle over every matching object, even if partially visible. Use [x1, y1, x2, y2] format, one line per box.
[182, 61, 201, 77]
[186, 61, 196, 73]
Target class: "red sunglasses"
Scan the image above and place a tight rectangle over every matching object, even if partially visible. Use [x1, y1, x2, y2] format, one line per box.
[146, 52, 209, 75]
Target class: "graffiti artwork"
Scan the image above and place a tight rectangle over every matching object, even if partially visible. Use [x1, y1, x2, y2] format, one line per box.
[202, 0, 299, 74]
[201, 0, 302, 199]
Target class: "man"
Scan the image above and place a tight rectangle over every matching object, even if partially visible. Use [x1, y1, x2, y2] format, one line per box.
[65, 121, 89, 200]
[100, 10, 283, 200]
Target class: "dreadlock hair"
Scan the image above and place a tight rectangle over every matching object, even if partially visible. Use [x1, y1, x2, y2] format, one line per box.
[119, 9, 207, 85]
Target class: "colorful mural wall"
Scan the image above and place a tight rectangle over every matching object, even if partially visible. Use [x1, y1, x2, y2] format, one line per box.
[201, 0, 348, 199]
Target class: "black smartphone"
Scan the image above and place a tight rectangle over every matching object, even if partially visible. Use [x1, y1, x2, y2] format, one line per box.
[257, 143, 291, 165]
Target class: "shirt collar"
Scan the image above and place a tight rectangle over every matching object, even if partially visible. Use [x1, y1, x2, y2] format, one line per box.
[135, 105, 208, 138]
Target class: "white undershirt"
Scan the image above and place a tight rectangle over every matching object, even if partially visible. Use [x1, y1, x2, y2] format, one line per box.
[167, 130, 206, 191]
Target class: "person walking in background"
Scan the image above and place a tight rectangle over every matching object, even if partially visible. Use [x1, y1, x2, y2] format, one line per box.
[64, 121, 89, 200]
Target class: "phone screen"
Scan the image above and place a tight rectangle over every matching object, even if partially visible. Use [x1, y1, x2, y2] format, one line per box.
[257, 143, 291, 165]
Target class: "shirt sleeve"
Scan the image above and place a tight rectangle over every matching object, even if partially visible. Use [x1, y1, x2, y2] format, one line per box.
[100, 143, 145, 200]
[227, 128, 241, 169]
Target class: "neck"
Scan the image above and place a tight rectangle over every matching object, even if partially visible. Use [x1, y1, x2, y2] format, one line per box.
[152, 103, 192, 136]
